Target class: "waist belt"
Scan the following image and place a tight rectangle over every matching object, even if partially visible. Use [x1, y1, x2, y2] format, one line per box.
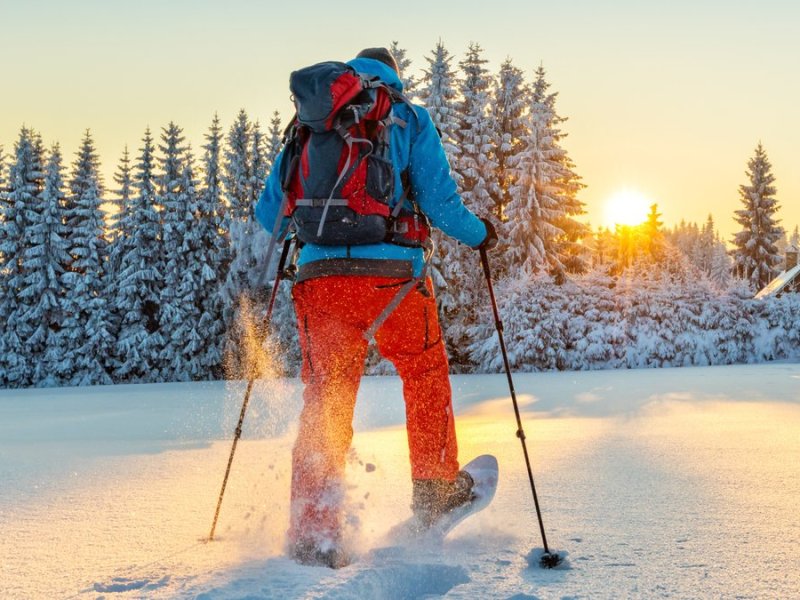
[295, 258, 414, 283]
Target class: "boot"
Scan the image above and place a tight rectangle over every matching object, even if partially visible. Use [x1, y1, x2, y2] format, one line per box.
[291, 539, 350, 569]
[411, 470, 475, 529]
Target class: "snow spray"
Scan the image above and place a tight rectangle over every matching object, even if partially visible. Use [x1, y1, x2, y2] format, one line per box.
[209, 239, 300, 542]
[222, 293, 299, 439]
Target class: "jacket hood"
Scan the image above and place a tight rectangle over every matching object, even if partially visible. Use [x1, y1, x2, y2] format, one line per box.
[346, 57, 403, 92]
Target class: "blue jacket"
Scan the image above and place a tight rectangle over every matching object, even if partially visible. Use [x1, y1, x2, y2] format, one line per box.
[255, 57, 487, 277]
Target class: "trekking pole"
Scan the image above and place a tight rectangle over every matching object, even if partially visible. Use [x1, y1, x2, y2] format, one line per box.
[479, 248, 562, 568]
[207, 236, 294, 542]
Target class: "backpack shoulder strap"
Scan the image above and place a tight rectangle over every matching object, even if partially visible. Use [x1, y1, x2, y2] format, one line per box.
[360, 77, 420, 131]
[387, 88, 421, 131]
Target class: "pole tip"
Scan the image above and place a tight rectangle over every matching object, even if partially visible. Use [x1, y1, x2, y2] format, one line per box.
[539, 551, 564, 569]
[527, 548, 567, 569]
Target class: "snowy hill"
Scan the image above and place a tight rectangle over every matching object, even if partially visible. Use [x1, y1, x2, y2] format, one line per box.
[1, 364, 799, 599]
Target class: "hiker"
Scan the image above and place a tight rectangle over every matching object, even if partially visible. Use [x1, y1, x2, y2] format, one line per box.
[255, 47, 498, 568]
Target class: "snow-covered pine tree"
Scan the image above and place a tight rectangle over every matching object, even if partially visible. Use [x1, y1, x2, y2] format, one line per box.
[643, 203, 665, 261]
[613, 224, 639, 274]
[105, 146, 135, 376]
[156, 122, 193, 381]
[0, 144, 5, 256]
[26, 145, 71, 386]
[265, 111, 283, 174]
[390, 41, 418, 99]
[193, 114, 229, 377]
[467, 269, 572, 372]
[506, 66, 588, 281]
[710, 233, 733, 290]
[436, 42, 499, 369]
[502, 122, 548, 280]
[221, 110, 272, 374]
[731, 143, 783, 291]
[250, 121, 267, 205]
[686, 222, 702, 268]
[106, 146, 133, 292]
[590, 226, 616, 270]
[222, 109, 265, 282]
[455, 43, 497, 221]
[417, 41, 464, 336]
[417, 40, 461, 175]
[114, 128, 164, 382]
[697, 214, 717, 274]
[774, 228, 790, 257]
[108, 147, 133, 246]
[167, 145, 214, 380]
[220, 108, 258, 359]
[491, 57, 528, 223]
[667, 220, 701, 269]
[664, 217, 732, 287]
[533, 67, 588, 277]
[0, 128, 45, 387]
[0, 144, 5, 238]
[61, 130, 113, 386]
[0, 145, 6, 193]
[224, 109, 253, 222]
[790, 225, 799, 248]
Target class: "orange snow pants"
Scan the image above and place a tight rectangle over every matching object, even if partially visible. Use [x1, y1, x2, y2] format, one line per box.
[289, 275, 459, 546]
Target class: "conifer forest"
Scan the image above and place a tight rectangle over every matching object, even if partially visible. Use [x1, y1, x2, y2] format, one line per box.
[1, 42, 799, 389]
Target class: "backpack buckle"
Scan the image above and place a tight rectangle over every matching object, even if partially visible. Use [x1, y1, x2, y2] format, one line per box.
[359, 75, 382, 89]
[392, 220, 409, 234]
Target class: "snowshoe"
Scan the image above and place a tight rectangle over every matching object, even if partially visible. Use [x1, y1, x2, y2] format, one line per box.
[389, 455, 499, 542]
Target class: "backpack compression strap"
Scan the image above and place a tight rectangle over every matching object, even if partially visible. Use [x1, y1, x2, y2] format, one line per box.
[315, 123, 375, 238]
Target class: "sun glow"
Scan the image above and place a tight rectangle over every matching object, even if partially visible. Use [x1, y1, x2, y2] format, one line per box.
[603, 188, 652, 227]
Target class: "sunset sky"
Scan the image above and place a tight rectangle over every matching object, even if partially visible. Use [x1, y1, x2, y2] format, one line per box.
[2, 0, 798, 240]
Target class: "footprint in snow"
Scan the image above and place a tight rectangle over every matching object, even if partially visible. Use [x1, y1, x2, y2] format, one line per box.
[93, 575, 171, 593]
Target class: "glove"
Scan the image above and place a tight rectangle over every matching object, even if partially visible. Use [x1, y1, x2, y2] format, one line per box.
[475, 217, 498, 251]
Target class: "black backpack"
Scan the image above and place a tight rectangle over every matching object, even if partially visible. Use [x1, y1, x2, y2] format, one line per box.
[279, 61, 430, 248]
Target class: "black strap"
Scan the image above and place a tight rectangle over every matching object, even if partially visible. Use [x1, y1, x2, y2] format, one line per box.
[383, 168, 429, 248]
[385, 87, 420, 129]
[363, 237, 435, 341]
[282, 115, 298, 141]
[357, 77, 419, 130]
[295, 258, 414, 283]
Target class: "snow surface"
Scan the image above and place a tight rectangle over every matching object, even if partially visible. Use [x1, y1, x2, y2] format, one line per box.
[1, 363, 799, 599]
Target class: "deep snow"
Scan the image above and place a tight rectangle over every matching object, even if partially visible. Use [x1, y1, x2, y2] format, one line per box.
[1, 363, 799, 599]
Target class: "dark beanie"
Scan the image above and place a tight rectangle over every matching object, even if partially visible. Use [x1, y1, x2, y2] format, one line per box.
[356, 47, 400, 74]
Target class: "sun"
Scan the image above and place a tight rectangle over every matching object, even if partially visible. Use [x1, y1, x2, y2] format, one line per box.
[603, 188, 652, 227]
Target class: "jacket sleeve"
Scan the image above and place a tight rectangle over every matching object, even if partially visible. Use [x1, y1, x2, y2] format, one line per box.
[407, 106, 488, 248]
[255, 151, 289, 236]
